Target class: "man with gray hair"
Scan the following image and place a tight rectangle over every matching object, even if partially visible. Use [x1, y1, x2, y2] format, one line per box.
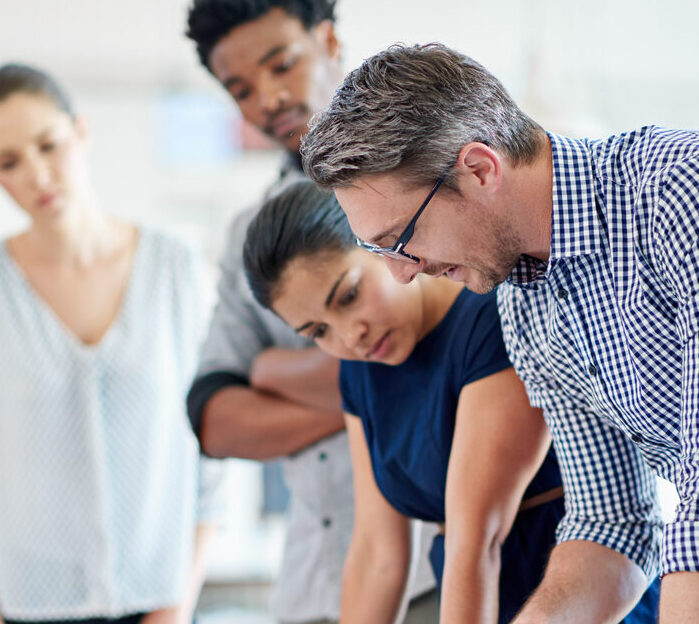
[302, 42, 699, 623]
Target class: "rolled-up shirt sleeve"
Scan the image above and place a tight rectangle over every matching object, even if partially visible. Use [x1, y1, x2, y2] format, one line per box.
[662, 331, 699, 573]
[187, 203, 312, 436]
[498, 285, 662, 579]
[186, 208, 275, 441]
[653, 156, 699, 574]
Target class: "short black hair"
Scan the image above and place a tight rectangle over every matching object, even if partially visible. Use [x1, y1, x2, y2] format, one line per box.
[186, 0, 337, 71]
[0, 63, 75, 118]
[243, 180, 354, 310]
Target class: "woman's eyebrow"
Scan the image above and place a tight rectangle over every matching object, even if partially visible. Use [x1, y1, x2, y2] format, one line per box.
[325, 270, 348, 307]
[294, 321, 313, 333]
[293, 269, 349, 333]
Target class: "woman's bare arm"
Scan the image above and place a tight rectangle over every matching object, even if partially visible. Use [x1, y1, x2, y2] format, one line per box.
[441, 367, 552, 623]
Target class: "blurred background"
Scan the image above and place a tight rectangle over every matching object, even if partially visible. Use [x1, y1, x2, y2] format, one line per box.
[1, 0, 697, 620]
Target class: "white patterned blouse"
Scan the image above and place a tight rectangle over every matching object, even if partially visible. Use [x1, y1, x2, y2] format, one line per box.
[0, 228, 228, 620]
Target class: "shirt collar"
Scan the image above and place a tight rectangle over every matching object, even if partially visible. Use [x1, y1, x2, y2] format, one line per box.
[507, 132, 605, 288]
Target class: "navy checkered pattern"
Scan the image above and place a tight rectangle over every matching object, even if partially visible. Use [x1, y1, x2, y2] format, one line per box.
[498, 126, 699, 577]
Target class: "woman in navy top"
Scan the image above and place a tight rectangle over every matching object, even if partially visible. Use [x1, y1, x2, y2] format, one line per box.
[243, 181, 659, 623]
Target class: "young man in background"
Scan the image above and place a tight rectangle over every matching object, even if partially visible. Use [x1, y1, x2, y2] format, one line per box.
[185, 4, 437, 622]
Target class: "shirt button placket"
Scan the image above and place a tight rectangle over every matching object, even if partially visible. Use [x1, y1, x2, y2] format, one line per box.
[319, 450, 331, 530]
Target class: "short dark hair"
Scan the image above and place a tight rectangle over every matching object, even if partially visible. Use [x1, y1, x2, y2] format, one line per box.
[243, 180, 354, 310]
[302, 43, 546, 191]
[0, 63, 75, 118]
[186, 0, 337, 71]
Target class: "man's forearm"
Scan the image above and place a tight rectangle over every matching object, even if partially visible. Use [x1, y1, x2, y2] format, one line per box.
[513, 541, 648, 624]
[200, 385, 344, 459]
[250, 347, 342, 413]
[659, 571, 699, 623]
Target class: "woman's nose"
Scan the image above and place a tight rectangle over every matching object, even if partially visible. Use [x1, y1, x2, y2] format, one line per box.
[341, 318, 369, 352]
[24, 153, 51, 189]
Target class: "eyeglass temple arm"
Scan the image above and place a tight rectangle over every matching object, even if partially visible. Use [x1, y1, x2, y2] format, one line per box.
[396, 174, 447, 246]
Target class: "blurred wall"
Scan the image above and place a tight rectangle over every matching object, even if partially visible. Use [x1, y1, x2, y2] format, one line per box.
[1, 0, 698, 244]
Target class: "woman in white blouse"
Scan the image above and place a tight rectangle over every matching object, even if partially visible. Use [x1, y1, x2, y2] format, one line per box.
[0, 64, 226, 624]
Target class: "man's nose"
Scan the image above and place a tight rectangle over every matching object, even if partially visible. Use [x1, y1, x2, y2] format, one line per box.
[384, 257, 421, 284]
[258, 75, 289, 114]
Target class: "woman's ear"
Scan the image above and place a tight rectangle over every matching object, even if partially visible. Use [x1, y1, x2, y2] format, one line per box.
[73, 114, 90, 143]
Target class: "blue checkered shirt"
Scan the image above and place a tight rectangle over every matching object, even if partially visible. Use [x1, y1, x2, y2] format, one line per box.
[497, 126, 699, 578]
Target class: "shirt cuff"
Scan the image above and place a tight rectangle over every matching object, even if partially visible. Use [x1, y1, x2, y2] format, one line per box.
[662, 520, 699, 575]
[186, 370, 248, 440]
[556, 515, 661, 579]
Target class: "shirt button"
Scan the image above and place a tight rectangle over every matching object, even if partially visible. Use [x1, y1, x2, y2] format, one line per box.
[322, 517, 332, 528]
[557, 288, 568, 301]
[630, 432, 644, 444]
[588, 364, 597, 376]
[318, 452, 327, 462]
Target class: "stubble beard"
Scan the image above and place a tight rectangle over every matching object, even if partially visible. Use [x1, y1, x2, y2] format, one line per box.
[464, 219, 524, 294]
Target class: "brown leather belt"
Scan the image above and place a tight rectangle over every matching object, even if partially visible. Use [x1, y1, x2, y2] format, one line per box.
[518, 485, 564, 512]
[437, 485, 564, 534]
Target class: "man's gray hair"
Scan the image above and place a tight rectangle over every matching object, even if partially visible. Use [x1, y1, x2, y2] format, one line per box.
[301, 43, 546, 190]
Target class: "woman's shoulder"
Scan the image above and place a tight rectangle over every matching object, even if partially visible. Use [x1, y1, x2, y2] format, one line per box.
[434, 288, 510, 385]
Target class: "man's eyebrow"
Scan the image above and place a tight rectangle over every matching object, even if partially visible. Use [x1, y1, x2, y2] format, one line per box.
[325, 269, 348, 307]
[258, 44, 286, 66]
[223, 76, 241, 90]
[365, 227, 399, 247]
[222, 45, 287, 90]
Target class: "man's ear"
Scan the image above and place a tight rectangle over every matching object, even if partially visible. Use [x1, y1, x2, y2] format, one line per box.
[313, 20, 340, 60]
[454, 142, 503, 193]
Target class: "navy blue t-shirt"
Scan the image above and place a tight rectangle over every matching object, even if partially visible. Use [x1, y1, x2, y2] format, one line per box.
[339, 288, 660, 623]
[340, 288, 561, 524]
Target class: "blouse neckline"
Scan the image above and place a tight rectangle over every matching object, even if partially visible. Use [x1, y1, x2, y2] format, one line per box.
[0, 228, 146, 353]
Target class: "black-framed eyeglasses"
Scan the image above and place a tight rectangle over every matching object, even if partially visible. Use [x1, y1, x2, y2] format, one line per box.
[355, 174, 446, 264]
